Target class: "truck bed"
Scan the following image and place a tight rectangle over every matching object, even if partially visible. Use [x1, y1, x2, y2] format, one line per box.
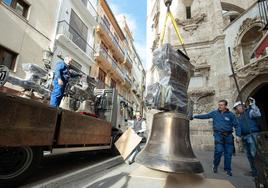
[0, 92, 112, 147]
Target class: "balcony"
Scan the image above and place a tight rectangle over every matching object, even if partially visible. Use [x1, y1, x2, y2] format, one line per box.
[96, 17, 125, 61]
[121, 68, 132, 88]
[56, 21, 94, 61]
[94, 44, 124, 82]
[123, 52, 133, 68]
[71, 0, 97, 24]
[132, 83, 139, 93]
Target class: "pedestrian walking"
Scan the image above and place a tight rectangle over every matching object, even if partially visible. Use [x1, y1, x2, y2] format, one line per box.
[191, 99, 241, 176]
[127, 112, 146, 165]
[233, 97, 261, 177]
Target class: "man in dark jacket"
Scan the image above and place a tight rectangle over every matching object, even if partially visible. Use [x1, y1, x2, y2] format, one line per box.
[233, 97, 261, 177]
[192, 99, 241, 176]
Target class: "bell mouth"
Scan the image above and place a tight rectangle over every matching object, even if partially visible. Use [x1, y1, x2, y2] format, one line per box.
[136, 152, 204, 174]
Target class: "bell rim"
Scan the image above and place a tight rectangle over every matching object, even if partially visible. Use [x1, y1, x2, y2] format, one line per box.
[136, 156, 204, 174]
[154, 112, 188, 120]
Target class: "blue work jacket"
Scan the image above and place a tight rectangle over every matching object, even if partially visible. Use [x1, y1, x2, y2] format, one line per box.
[194, 109, 241, 137]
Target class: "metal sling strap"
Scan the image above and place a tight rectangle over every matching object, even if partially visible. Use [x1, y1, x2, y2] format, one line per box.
[159, 6, 188, 55]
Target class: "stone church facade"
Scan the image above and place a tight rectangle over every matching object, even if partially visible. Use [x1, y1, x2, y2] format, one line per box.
[146, 0, 268, 150]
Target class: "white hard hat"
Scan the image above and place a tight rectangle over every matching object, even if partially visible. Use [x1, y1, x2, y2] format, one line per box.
[233, 101, 242, 109]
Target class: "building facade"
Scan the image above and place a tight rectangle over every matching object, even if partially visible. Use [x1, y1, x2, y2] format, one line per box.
[52, 0, 97, 75]
[119, 16, 146, 116]
[0, 0, 60, 90]
[147, 0, 268, 150]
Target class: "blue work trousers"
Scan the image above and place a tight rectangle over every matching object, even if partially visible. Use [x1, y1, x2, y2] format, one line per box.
[50, 81, 65, 107]
[213, 132, 234, 172]
[242, 133, 258, 176]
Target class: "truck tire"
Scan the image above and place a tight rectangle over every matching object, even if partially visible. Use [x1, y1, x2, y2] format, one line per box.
[110, 132, 122, 156]
[0, 146, 43, 187]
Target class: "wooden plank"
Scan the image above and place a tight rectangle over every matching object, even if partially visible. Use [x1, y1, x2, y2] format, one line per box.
[115, 127, 142, 160]
[57, 110, 112, 145]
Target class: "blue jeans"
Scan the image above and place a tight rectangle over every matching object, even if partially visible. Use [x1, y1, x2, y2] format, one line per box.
[242, 133, 258, 176]
[50, 82, 65, 107]
[213, 132, 234, 172]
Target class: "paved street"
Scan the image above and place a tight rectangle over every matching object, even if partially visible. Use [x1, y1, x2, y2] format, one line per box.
[20, 150, 255, 188]
[20, 151, 121, 188]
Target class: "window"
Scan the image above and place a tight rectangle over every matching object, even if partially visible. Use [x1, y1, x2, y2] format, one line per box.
[98, 68, 106, 88]
[186, 6, 191, 19]
[110, 78, 116, 89]
[0, 45, 17, 70]
[2, 0, 29, 18]
[103, 15, 110, 29]
[69, 9, 88, 52]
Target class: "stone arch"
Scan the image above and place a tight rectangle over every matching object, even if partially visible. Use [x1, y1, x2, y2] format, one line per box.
[232, 18, 264, 68]
[221, 2, 245, 13]
[238, 74, 268, 130]
[239, 74, 268, 101]
[221, 2, 245, 26]
[239, 25, 263, 65]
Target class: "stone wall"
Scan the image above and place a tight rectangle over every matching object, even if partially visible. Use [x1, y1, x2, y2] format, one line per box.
[146, 0, 263, 150]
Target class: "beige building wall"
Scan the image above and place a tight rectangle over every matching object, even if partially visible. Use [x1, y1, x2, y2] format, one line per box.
[0, 0, 60, 79]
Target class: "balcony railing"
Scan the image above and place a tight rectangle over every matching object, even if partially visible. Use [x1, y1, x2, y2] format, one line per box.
[57, 20, 94, 58]
[97, 17, 125, 57]
[81, 0, 98, 19]
[121, 68, 132, 84]
[96, 44, 125, 80]
[96, 44, 116, 68]
[258, 0, 268, 30]
[124, 52, 133, 65]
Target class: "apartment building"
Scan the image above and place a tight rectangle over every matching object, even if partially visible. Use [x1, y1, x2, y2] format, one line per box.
[0, 0, 60, 89]
[52, 0, 97, 74]
[118, 16, 146, 116]
[93, 0, 134, 125]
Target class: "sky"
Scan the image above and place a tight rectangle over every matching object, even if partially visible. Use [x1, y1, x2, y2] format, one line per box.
[107, 0, 147, 69]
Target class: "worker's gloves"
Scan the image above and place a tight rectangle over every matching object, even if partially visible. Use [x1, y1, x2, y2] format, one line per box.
[249, 97, 256, 106]
[235, 136, 241, 143]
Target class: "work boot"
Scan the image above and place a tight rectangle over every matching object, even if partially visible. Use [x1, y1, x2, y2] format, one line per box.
[226, 171, 233, 176]
[212, 166, 218, 173]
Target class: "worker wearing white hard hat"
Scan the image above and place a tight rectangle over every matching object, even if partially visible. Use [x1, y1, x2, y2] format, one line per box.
[233, 97, 261, 177]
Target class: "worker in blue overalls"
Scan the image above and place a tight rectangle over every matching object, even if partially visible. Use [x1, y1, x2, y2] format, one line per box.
[50, 56, 74, 107]
[192, 99, 241, 176]
[233, 98, 261, 177]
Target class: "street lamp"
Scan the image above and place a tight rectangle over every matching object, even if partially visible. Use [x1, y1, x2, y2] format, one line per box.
[258, 0, 268, 30]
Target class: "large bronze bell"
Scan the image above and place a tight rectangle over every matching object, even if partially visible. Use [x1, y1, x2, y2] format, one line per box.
[136, 112, 203, 173]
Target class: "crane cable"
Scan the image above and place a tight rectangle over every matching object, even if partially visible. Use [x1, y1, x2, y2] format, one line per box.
[159, 3, 188, 56]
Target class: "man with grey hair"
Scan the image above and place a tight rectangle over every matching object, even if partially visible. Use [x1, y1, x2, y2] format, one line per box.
[233, 97, 261, 177]
[50, 56, 80, 107]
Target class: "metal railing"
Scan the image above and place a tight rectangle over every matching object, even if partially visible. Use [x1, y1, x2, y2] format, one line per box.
[95, 44, 125, 80]
[57, 20, 94, 58]
[258, 0, 268, 29]
[97, 17, 125, 56]
[121, 68, 132, 84]
[124, 52, 133, 65]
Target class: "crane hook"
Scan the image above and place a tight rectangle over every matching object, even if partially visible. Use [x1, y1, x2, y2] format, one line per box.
[164, 0, 172, 7]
